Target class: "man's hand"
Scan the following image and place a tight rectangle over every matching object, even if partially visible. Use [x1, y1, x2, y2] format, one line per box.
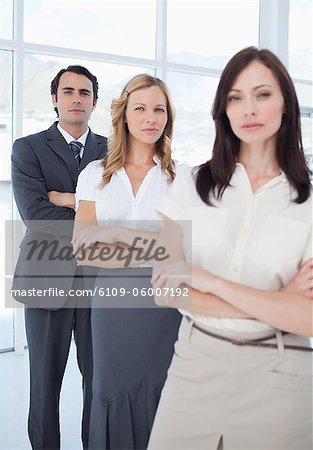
[48, 191, 75, 209]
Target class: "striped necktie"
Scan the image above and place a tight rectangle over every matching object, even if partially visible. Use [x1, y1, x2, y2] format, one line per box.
[69, 141, 83, 169]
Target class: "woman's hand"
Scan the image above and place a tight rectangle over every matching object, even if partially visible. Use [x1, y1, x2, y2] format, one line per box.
[152, 261, 217, 307]
[153, 261, 216, 292]
[281, 258, 313, 299]
[72, 225, 119, 253]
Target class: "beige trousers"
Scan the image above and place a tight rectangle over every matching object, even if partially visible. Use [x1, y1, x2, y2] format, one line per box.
[148, 316, 313, 450]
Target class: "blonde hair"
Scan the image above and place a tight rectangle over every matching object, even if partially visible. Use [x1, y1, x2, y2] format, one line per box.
[100, 73, 175, 186]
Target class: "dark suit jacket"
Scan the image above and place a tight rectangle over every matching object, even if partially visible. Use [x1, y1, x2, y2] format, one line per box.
[11, 121, 107, 308]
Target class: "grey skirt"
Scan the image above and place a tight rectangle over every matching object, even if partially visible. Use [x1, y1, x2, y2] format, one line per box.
[88, 267, 182, 450]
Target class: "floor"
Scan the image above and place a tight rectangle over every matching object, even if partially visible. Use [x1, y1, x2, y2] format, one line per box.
[0, 343, 83, 450]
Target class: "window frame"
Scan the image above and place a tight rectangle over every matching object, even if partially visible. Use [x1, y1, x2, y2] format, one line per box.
[0, 0, 311, 352]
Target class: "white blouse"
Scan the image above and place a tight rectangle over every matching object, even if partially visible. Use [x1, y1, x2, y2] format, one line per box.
[76, 156, 187, 232]
[157, 163, 312, 333]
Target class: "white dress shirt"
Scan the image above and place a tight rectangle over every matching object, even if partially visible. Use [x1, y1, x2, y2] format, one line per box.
[57, 123, 89, 158]
[76, 156, 187, 232]
[157, 163, 312, 333]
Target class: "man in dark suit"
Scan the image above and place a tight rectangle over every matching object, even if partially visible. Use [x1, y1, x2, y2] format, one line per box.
[11, 65, 107, 450]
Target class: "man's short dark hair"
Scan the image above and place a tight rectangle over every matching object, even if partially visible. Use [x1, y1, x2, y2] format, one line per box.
[50, 65, 99, 116]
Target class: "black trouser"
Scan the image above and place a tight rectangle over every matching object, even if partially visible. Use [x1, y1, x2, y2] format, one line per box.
[25, 302, 93, 450]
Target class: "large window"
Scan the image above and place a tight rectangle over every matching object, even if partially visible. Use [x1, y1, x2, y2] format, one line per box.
[0, 0, 13, 40]
[167, 0, 259, 70]
[24, 0, 157, 58]
[167, 72, 218, 165]
[0, 0, 312, 352]
[23, 54, 153, 137]
[289, 0, 312, 80]
[0, 49, 13, 351]
[288, 0, 312, 161]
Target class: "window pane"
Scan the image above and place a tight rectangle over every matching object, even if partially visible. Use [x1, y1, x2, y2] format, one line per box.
[294, 82, 312, 109]
[23, 54, 154, 137]
[0, 51, 12, 179]
[167, 72, 218, 166]
[24, 0, 156, 59]
[167, 0, 259, 69]
[289, 0, 312, 80]
[0, 0, 13, 39]
[0, 50, 13, 351]
[301, 116, 312, 159]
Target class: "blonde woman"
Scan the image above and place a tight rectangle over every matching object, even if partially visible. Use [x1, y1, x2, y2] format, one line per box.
[72, 74, 185, 449]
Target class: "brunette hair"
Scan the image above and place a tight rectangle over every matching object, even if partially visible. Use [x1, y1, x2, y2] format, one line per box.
[50, 65, 98, 116]
[195, 46, 311, 204]
[100, 73, 175, 186]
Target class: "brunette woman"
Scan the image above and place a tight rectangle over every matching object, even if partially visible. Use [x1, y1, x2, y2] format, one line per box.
[149, 47, 312, 450]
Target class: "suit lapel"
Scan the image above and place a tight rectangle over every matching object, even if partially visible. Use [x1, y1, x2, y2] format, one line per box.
[46, 122, 106, 185]
[46, 122, 78, 184]
[80, 131, 106, 169]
